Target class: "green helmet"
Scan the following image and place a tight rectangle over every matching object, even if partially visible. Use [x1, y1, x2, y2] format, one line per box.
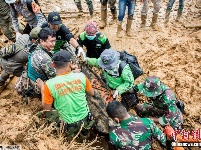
[138, 76, 163, 97]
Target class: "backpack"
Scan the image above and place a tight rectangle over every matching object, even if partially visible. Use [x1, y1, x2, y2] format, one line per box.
[118, 50, 143, 79]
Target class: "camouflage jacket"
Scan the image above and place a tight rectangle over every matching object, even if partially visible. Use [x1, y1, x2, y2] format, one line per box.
[150, 84, 183, 129]
[109, 116, 166, 150]
[135, 83, 183, 129]
[27, 44, 56, 82]
[10, 0, 46, 32]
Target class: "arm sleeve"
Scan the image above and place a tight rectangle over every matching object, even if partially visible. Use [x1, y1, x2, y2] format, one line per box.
[149, 119, 167, 146]
[85, 76, 92, 92]
[109, 131, 121, 148]
[35, 11, 46, 27]
[87, 58, 101, 68]
[62, 26, 74, 42]
[103, 38, 111, 49]
[10, 5, 19, 32]
[77, 35, 84, 47]
[43, 83, 54, 104]
[40, 58, 56, 79]
[116, 64, 134, 94]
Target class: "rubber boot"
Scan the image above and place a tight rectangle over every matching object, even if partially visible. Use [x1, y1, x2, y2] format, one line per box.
[86, 0, 93, 17]
[150, 13, 158, 27]
[0, 28, 3, 35]
[117, 21, 123, 38]
[141, 15, 147, 28]
[176, 9, 183, 22]
[109, 13, 117, 25]
[126, 19, 133, 37]
[99, 5, 107, 29]
[164, 10, 171, 24]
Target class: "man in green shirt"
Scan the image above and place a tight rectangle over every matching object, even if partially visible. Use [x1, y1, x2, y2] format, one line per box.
[42, 50, 94, 138]
[86, 49, 138, 109]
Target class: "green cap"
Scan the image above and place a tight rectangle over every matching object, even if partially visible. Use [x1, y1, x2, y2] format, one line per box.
[138, 76, 163, 97]
[30, 27, 42, 39]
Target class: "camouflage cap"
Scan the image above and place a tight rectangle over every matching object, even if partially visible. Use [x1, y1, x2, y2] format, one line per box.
[138, 76, 163, 97]
[30, 27, 42, 39]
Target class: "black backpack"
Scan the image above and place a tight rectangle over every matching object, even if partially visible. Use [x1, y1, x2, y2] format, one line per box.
[118, 50, 143, 79]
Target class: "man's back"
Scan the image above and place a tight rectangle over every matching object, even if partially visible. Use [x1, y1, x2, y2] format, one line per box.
[110, 116, 166, 150]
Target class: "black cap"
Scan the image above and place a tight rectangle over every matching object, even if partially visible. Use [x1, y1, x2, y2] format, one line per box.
[48, 11, 62, 25]
[52, 50, 71, 62]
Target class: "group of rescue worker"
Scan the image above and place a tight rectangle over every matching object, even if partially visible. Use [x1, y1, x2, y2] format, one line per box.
[1, 0, 199, 150]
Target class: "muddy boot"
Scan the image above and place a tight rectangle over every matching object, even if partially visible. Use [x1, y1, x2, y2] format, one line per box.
[0, 80, 6, 93]
[141, 15, 147, 28]
[117, 21, 123, 38]
[0, 28, 3, 35]
[86, 0, 93, 17]
[109, 13, 117, 25]
[164, 10, 171, 25]
[126, 19, 133, 37]
[176, 9, 183, 22]
[99, 5, 107, 29]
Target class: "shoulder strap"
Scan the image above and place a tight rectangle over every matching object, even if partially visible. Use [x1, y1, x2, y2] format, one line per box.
[95, 32, 101, 40]
[118, 61, 127, 76]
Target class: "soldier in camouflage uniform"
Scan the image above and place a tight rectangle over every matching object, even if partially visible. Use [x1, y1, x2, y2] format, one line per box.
[0, 27, 41, 93]
[27, 27, 56, 83]
[99, 0, 117, 29]
[140, 0, 161, 28]
[5, 0, 46, 38]
[0, 0, 15, 42]
[73, 0, 93, 17]
[134, 76, 183, 130]
[106, 100, 167, 149]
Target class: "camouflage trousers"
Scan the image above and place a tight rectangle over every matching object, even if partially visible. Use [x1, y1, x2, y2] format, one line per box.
[0, 1, 15, 42]
[100, 0, 117, 15]
[46, 110, 94, 138]
[141, 0, 161, 15]
[135, 102, 183, 130]
[74, 0, 93, 15]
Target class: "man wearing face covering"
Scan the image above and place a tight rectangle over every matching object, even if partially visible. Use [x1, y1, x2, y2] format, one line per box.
[77, 20, 111, 59]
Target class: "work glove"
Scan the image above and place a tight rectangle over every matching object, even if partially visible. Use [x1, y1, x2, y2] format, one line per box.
[16, 32, 22, 40]
[113, 90, 119, 99]
[76, 46, 86, 61]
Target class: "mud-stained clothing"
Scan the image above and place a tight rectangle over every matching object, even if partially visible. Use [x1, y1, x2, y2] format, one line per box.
[0, 34, 31, 84]
[73, 0, 93, 15]
[166, 0, 185, 10]
[0, 0, 15, 42]
[77, 31, 111, 58]
[41, 23, 74, 53]
[43, 72, 94, 136]
[110, 115, 166, 149]
[101, 0, 117, 15]
[27, 44, 56, 82]
[141, 0, 161, 15]
[87, 59, 134, 94]
[135, 83, 183, 130]
[9, 0, 46, 34]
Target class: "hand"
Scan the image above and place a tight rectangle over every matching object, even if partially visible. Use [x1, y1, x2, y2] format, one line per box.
[113, 90, 119, 99]
[36, 78, 44, 90]
[31, 1, 40, 14]
[163, 125, 174, 137]
[77, 47, 86, 61]
[16, 32, 22, 40]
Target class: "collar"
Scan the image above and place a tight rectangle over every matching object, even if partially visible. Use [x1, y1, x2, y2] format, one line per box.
[120, 116, 136, 126]
[38, 44, 53, 57]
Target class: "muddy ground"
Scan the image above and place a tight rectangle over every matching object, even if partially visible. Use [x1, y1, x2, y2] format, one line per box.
[0, 0, 200, 149]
